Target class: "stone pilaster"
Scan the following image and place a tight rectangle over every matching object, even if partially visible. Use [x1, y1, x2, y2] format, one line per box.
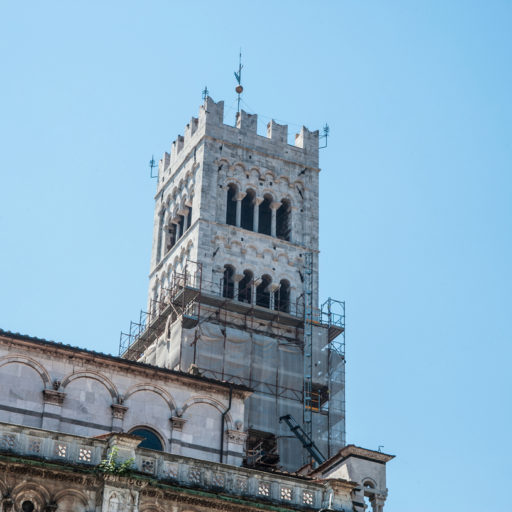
[170, 416, 186, 455]
[224, 429, 247, 466]
[41, 389, 65, 431]
[111, 404, 128, 432]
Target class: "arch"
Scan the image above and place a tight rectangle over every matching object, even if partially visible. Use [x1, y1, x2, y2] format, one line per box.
[124, 383, 176, 411]
[279, 175, 291, 187]
[13, 482, 50, 512]
[0, 355, 51, 387]
[61, 371, 118, 400]
[222, 264, 235, 299]
[248, 166, 261, 179]
[263, 170, 276, 181]
[226, 183, 238, 226]
[258, 194, 273, 236]
[256, 274, 272, 308]
[238, 269, 253, 303]
[128, 426, 164, 451]
[217, 157, 231, 171]
[276, 198, 292, 241]
[181, 395, 233, 429]
[363, 478, 377, 489]
[54, 489, 89, 508]
[241, 188, 255, 230]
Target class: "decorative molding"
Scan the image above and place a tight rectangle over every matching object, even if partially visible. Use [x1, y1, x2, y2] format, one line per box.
[170, 417, 186, 432]
[111, 404, 128, 420]
[42, 389, 65, 406]
[226, 429, 247, 445]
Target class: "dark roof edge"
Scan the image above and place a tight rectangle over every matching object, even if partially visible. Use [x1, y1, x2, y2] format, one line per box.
[0, 329, 252, 394]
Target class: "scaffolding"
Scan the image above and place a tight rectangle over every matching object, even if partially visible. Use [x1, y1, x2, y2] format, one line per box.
[119, 258, 346, 464]
[119, 261, 202, 360]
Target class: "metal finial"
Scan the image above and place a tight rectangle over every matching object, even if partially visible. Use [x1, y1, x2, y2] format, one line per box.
[234, 50, 243, 113]
[202, 86, 209, 101]
[149, 155, 157, 178]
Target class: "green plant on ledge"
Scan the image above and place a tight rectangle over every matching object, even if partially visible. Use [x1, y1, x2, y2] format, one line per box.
[97, 446, 135, 475]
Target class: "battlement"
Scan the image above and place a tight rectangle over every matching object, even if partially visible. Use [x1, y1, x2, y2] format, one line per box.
[160, 97, 320, 175]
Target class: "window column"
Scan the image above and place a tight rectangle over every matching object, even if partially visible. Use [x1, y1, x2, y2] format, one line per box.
[253, 198, 263, 232]
[235, 192, 246, 227]
[270, 201, 281, 238]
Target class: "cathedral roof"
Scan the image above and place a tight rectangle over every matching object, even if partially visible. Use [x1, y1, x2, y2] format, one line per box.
[0, 328, 252, 395]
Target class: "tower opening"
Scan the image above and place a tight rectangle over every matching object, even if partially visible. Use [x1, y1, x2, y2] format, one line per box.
[187, 204, 192, 227]
[226, 184, 238, 226]
[258, 194, 272, 236]
[238, 269, 253, 303]
[274, 279, 290, 313]
[256, 274, 271, 308]
[166, 224, 177, 252]
[177, 214, 185, 240]
[276, 199, 291, 241]
[241, 188, 255, 230]
[222, 265, 235, 299]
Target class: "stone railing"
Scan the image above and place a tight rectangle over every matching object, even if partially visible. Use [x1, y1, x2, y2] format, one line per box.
[0, 422, 333, 510]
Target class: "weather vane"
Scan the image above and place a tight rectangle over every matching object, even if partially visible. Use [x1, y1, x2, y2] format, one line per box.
[234, 50, 243, 113]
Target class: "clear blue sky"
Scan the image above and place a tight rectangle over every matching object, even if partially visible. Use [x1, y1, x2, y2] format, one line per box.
[1, 2, 510, 510]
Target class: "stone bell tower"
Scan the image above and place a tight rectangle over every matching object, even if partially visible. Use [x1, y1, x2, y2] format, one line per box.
[121, 97, 345, 471]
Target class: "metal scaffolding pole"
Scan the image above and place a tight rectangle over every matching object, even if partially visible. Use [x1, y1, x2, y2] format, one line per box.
[303, 252, 314, 465]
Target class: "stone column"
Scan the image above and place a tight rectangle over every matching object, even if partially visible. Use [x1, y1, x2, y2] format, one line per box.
[170, 416, 186, 455]
[371, 495, 386, 512]
[235, 192, 246, 227]
[111, 404, 128, 432]
[253, 198, 263, 232]
[270, 201, 281, 238]
[42, 389, 65, 431]
[233, 274, 244, 301]
[252, 278, 261, 305]
[269, 283, 280, 310]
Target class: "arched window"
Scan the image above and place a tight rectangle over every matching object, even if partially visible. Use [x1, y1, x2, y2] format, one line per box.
[258, 194, 272, 236]
[226, 184, 238, 226]
[276, 199, 291, 241]
[256, 274, 272, 308]
[177, 214, 185, 239]
[165, 223, 177, 252]
[241, 189, 255, 231]
[274, 279, 290, 313]
[238, 270, 253, 303]
[222, 265, 235, 299]
[156, 209, 165, 262]
[129, 427, 163, 451]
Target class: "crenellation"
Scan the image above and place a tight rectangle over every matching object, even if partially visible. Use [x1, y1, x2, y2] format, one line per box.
[267, 119, 288, 144]
[236, 109, 258, 133]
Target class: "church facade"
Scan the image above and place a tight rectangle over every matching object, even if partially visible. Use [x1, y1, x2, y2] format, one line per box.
[0, 98, 393, 512]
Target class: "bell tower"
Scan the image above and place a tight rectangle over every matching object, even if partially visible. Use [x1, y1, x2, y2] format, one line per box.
[121, 97, 345, 471]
